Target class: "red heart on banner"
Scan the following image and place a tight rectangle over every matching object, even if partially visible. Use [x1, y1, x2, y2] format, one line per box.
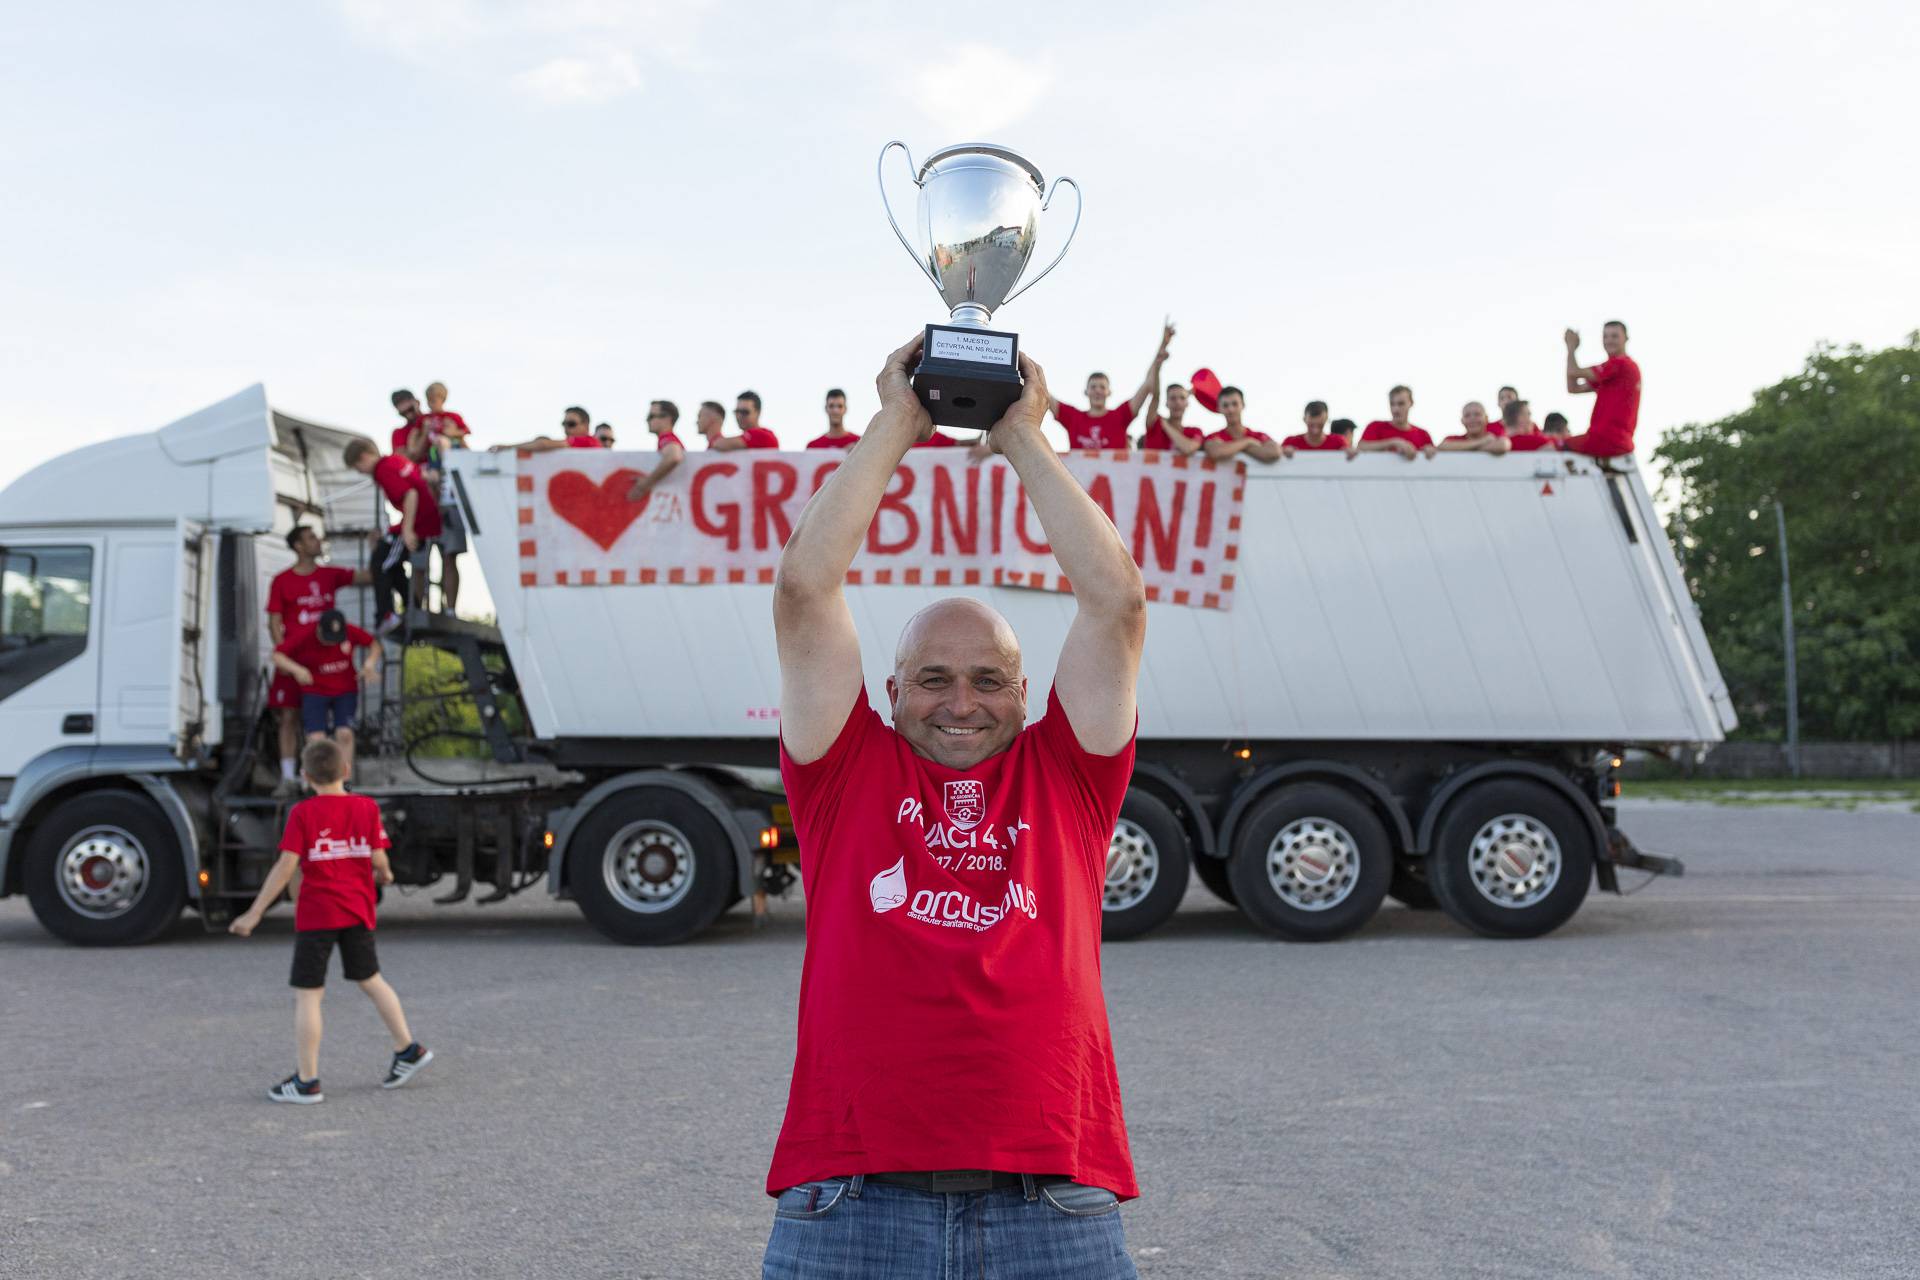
[548, 469, 648, 551]
[1190, 368, 1223, 413]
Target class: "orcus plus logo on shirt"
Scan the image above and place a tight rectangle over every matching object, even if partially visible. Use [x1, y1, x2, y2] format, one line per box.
[869, 858, 908, 913]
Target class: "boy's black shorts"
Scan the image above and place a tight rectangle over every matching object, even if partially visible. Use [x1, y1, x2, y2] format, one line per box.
[290, 926, 379, 989]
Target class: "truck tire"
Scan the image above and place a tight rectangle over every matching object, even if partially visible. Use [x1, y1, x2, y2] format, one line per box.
[1192, 851, 1238, 907]
[1388, 858, 1440, 910]
[568, 789, 734, 945]
[1428, 779, 1594, 939]
[1101, 790, 1190, 941]
[1226, 783, 1391, 942]
[22, 792, 187, 946]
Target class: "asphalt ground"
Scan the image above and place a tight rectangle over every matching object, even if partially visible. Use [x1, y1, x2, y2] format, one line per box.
[2, 800, 1916, 1279]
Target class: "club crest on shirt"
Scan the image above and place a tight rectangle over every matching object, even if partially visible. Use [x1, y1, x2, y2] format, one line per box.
[943, 780, 986, 831]
[869, 857, 908, 913]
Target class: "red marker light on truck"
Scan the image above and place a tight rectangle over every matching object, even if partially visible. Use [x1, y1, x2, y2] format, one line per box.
[759, 827, 779, 850]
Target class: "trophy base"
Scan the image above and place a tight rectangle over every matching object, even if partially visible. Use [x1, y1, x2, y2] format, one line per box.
[913, 323, 1022, 432]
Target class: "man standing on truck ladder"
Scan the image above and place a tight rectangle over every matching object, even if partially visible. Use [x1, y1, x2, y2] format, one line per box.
[345, 439, 442, 621]
[762, 334, 1146, 1277]
[266, 527, 372, 797]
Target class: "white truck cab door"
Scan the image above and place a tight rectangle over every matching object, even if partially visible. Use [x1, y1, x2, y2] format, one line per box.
[96, 529, 196, 750]
[0, 540, 103, 775]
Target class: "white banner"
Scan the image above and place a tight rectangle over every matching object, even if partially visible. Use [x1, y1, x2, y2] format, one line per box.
[516, 449, 1244, 609]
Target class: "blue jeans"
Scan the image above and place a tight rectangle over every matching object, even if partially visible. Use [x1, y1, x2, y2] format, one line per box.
[762, 1176, 1138, 1280]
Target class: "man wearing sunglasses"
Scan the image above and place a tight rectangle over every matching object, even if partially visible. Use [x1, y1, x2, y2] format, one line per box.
[703, 390, 780, 451]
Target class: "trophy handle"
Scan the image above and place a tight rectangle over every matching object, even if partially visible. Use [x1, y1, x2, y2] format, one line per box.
[1003, 175, 1082, 308]
[878, 140, 939, 288]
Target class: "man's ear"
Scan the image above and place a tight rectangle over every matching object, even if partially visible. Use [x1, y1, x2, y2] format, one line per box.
[885, 676, 899, 710]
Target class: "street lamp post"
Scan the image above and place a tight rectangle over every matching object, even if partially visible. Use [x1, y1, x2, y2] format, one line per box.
[1775, 503, 1800, 779]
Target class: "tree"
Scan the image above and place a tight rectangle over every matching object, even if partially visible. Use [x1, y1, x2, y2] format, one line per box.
[1654, 334, 1920, 740]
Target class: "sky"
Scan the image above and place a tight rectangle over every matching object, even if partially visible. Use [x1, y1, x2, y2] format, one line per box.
[2, 0, 1915, 492]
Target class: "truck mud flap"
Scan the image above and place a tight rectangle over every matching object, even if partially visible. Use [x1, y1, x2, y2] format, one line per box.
[1599, 827, 1684, 893]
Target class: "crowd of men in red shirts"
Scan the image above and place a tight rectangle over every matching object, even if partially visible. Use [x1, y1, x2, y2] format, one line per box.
[601, 318, 1642, 471]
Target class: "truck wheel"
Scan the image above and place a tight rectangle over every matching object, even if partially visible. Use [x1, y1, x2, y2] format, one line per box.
[1226, 783, 1391, 942]
[1428, 780, 1594, 939]
[23, 793, 187, 946]
[1192, 851, 1238, 907]
[1388, 859, 1440, 910]
[1101, 790, 1190, 941]
[568, 789, 734, 945]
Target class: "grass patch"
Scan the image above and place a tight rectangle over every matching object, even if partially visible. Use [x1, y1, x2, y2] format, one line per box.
[1624, 777, 1920, 812]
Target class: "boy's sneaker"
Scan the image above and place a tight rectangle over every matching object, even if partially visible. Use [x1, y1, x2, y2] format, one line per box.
[268, 1074, 323, 1104]
[382, 1043, 433, 1089]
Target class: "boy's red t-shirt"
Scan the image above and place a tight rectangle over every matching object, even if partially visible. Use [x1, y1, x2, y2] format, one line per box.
[1362, 421, 1435, 449]
[807, 432, 860, 449]
[281, 793, 389, 931]
[769, 688, 1139, 1199]
[1579, 354, 1642, 454]
[1508, 433, 1558, 452]
[372, 455, 443, 538]
[1281, 432, 1348, 451]
[265, 565, 356, 633]
[1055, 401, 1136, 450]
[1138, 416, 1204, 451]
[276, 623, 375, 696]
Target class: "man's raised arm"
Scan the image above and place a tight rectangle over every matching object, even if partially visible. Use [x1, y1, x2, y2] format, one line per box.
[994, 354, 1146, 755]
[1126, 320, 1176, 416]
[774, 335, 933, 763]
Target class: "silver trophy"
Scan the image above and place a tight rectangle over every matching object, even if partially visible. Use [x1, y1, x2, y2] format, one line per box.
[879, 141, 1081, 430]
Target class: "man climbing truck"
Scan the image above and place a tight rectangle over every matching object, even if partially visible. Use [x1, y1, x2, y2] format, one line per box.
[0, 387, 1727, 946]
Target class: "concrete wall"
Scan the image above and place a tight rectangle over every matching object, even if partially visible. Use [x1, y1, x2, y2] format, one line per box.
[1626, 741, 1920, 780]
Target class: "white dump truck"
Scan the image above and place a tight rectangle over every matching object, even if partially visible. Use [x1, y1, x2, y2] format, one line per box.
[0, 386, 1733, 947]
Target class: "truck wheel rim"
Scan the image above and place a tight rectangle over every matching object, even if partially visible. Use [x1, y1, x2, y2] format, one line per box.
[604, 820, 695, 914]
[1266, 818, 1359, 912]
[56, 826, 150, 919]
[1468, 814, 1561, 908]
[1104, 819, 1159, 912]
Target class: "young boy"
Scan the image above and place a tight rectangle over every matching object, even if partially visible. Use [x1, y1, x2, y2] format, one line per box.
[230, 738, 431, 1103]
[271, 609, 379, 781]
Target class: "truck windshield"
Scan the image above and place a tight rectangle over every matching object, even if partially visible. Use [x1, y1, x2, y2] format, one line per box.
[0, 545, 93, 701]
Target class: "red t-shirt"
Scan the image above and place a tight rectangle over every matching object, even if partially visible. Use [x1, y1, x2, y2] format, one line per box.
[419, 410, 469, 446]
[280, 793, 389, 932]
[1206, 427, 1274, 444]
[1055, 401, 1136, 450]
[1138, 416, 1204, 451]
[276, 623, 375, 697]
[740, 426, 780, 449]
[769, 688, 1139, 1199]
[1580, 355, 1642, 454]
[1281, 433, 1348, 451]
[1361, 422, 1435, 449]
[266, 565, 356, 634]
[656, 431, 685, 452]
[1486, 421, 1508, 437]
[1508, 433, 1558, 452]
[564, 434, 602, 449]
[913, 432, 965, 448]
[372, 455, 443, 538]
[1443, 432, 1501, 447]
[390, 420, 423, 456]
[807, 432, 860, 449]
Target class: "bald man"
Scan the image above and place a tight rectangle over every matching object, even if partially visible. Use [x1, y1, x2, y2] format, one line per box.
[762, 335, 1146, 1279]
